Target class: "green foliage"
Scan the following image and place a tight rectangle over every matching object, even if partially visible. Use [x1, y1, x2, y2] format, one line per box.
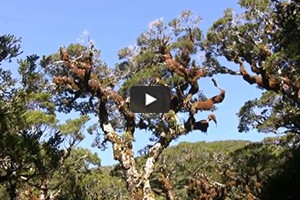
[116, 12, 206, 96]
[238, 90, 300, 134]
[53, 148, 128, 200]
[59, 115, 90, 139]
[273, 0, 300, 60]
[204, 0, 300, 135]
[222, 134, 300, 200]
[154, 140, 250, 199]
[22, 110, 57, 126]
[1, 2, 300, 198]
[239, 0, 270, 12]
[0, 34, 22, 62]
[171, 39, 195, 53]
[111, 137, 300, 199]
[120, 65, 162, 93]
[0, 35, 91, 199]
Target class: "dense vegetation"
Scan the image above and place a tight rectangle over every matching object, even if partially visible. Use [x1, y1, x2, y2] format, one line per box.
[1, 0, 299, 199]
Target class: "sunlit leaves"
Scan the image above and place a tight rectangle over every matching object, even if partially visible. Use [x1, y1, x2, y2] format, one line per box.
[21, 110, 57, 126]
[58, 115, 90, 139]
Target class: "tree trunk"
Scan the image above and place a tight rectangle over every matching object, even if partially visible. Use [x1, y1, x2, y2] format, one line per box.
[8, 179, 17, 200]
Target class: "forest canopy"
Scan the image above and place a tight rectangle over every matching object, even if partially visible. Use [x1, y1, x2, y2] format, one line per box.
[0, 0, 299, 199]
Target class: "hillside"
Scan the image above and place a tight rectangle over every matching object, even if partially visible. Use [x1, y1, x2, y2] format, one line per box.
[105, 135, 300, 200]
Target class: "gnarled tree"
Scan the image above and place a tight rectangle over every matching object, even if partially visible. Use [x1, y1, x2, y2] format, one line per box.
[45, 11, 226, 200]
[203, 0, 300, 135]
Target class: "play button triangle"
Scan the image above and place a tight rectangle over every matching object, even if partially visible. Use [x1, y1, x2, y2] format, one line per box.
[145, 93, 157, 106]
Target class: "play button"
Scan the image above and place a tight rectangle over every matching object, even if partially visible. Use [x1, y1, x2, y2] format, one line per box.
[130, 86, 170, 113]
[145, 93, 157, 106]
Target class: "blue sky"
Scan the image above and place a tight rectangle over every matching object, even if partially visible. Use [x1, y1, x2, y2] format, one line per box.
[1, 0, 275, 166]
